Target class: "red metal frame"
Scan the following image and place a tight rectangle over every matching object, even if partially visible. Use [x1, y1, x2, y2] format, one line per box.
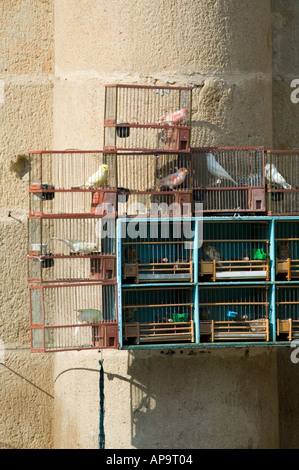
[192, 146, 266, 214]
[29, 282, 119, 352]
[266, 150, 299, 216]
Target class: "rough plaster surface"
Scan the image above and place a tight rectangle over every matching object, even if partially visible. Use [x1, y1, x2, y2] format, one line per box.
[53, 347, 280, 449]
[53, 0, 273, 149]
[0, 0, 54, 449]
[271, 0, 299, 149]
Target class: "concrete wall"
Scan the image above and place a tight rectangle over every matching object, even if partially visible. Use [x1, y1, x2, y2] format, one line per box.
[53, 347, 280, 449]
[0, 0, 54, 449]
[271, 0, 299, 149]
[53, 0, 273, 150]
[52, 0, 279, 450]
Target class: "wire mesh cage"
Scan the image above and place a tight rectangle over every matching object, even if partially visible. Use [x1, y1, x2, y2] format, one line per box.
[122, 286, 194, 345]
[28, 215, 116, 282]
[192, 147, 266, 214]
[30, 282, 118, 352]
[29, 151, 117, 215]
[276, 286, 299, 341]
[275, 220, 299, 281]
[266, 151, 299, 215]
[198, 285, 269, 342]
[104, 84, 192, 151]
[116, 152, 192, 217]
[121, 220, 195, 284]
[199, 220, 270, 282]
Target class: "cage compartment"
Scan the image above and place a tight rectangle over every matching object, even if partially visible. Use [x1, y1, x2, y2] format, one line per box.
[123, 241, 193, 284]
[266, 151, 299, 216]
[199, 220, 270, 282]
[275, 221, 299, 281]
[122, 287, 194, 345]
[116, 152, 192, 218]
[121, 220, 195, 284]
[29, 151, 117, 215]
[276, 286, 299, 341]
[28, 214, 116, 283]
[29, 282, 118, 352]
[104, 84, 192, 152]
[192, 147, 266, 214]
[199, 285, 269, 342]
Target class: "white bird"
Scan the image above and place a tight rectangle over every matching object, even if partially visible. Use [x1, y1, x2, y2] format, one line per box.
[51, 237, 98, 254]
[74, 309, 103, 336]
[206, 153, 237, 186]
[264, 163, 292, 190]
[79, 164, 109, 188]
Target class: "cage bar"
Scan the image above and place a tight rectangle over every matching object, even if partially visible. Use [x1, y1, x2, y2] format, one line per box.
[29, 282, 118, 352]
[199, 285, 269, 342]
[192, 147, 266, 214]
[199, 220, 270, 282]
[266, 151, 299, 215]
[28, 215, 116, 283]
[276, 286, 299, 341]
[116, 152, 192, 217]
[122, 286, 194, 345]
[275, 220, 299, 281]
[104, 84, 192, 151]
[29, 150, 117, 215]
[121, 220, 195, 284]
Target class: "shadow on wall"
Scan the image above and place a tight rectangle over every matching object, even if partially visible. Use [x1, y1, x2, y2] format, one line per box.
[190, 120, 228, 148]
[125, 346, 280, 450]
[10, 154, 31, 179]
[276, 347, 299, 449]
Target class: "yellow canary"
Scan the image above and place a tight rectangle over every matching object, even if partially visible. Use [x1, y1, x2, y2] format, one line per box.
[80, 164, 109, 188]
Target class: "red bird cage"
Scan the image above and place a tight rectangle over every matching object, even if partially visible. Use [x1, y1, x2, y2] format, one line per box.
[266, 150, 299, 215]
[104, 84, 192, 152]
[192, 147, 266, 215]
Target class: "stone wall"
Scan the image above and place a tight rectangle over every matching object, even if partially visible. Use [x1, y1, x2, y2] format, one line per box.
[0, 0, 54, 449]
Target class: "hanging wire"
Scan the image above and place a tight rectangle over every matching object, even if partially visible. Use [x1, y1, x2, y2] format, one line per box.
[98, 358, 105, 450]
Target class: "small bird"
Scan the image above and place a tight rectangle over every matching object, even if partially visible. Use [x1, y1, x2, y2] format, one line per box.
[206, 153, 237, 186]
[125, 246, 139, 263]
[158, 168, 188, 190]
[75, 309, 103, 336]
[264, 163, 292, 190]
[199, 307, 211, 321]
[79, 164, 109, 188]
[201, 243, 222, 266]
[158, 108, 188, 126]
[276, 241, 290, 260]
[51, 237, 98, 254]
[125, 308, 137, 323]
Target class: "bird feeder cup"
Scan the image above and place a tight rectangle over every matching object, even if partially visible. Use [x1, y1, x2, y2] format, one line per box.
[165, 127, 190, 151]
[91, 190, 117, 215]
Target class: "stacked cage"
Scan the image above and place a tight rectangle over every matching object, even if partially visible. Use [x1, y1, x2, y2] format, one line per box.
[116, 151, 192, 218]
[28, 150, 119, 352]
[266, 151, 299, 216]
[120, 220, 196, 346]
[198, 219, 270, 342]
[104, 84, 192, 152]
[191, 147, 266, 215]
[275, 220, 299, 341]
